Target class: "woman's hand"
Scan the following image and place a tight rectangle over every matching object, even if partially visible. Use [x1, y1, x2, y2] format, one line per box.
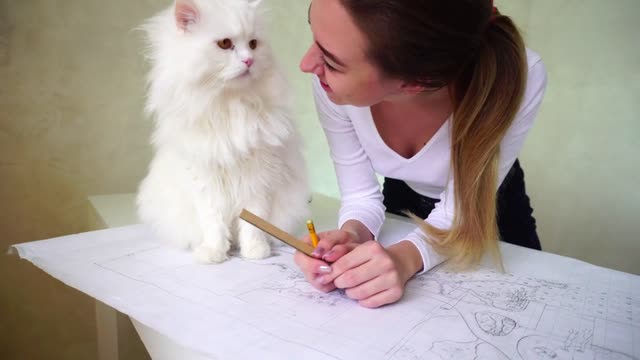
[293, 220, 424, 308]
[313, 241, 423, 308]
[293, 229, 361, 293]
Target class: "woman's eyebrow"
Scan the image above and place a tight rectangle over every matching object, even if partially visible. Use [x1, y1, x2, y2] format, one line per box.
[316, 41, 347, 68]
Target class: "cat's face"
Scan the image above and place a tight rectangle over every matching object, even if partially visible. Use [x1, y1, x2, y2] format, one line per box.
[173, 0, 272, 90]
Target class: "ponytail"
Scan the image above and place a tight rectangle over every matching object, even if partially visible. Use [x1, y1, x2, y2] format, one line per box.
[415, 12, 527, 270]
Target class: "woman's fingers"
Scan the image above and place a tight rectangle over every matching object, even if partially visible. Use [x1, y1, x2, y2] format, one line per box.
[343, 274, 387, 300]
[320, 243, 353, 263]
[358, 287, 404, 308]
[322, 241, 407, 307]
[294, 250, 328, 273]
[315, 241, 376, 286]
[310, 275, 337, 293]
[295, 229, 364, 293]
[311, 230, 354, 259]
[294, 250, 335, 292]
[333, 256, 382, 290]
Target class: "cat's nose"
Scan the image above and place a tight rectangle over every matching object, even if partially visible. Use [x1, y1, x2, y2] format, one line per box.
[243, 58, 254, 68]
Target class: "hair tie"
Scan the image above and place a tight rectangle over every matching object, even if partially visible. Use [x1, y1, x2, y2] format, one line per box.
[490, 6, 499, 22]
[488, 0, 499, 22]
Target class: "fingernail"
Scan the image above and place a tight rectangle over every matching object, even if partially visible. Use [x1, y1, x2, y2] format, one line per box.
[311, 247, 325, 258]
[317, 265, 332, 274]
[322, 250, 335, 260]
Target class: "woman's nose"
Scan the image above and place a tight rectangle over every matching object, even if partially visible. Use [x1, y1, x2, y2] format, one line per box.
[299, 44, 323, 75]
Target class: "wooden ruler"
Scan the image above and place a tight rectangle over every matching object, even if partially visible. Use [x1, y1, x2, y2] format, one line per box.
[239, 209, 315, 256]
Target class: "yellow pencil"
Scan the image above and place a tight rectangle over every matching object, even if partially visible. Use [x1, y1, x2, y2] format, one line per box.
[306, 219, 319, 248]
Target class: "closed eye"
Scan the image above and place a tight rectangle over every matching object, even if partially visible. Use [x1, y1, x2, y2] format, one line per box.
[320, 55, 337, 71]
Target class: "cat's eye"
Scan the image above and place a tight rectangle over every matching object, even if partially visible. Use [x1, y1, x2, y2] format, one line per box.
[249, 39, 258, 50]
[217, 38, 233, 50]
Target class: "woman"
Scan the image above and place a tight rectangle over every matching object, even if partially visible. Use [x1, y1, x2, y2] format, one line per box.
[294, 0, 547, 308]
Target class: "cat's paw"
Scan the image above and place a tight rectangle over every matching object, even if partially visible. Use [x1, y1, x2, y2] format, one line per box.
[240, 238, 272, 260]
[193, 244, 229, 264]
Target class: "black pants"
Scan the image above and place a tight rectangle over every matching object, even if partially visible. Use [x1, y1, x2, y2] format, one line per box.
[382, 159, 541, 250]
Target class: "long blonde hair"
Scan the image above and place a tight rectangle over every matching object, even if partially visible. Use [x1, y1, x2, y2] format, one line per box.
[420, 12, 527, 270]
[341, 2, 528, 270]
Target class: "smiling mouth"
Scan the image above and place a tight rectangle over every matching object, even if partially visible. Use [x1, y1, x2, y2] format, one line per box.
[319, 78, 332, 92]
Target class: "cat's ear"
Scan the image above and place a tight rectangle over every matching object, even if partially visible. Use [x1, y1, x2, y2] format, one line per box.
[175, 0, 199, 32]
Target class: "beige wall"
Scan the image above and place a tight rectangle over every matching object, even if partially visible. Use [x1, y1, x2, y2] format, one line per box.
[1, 0, 638, 359]
[0, 0, 154, 358]
[509, 0, 640, 274]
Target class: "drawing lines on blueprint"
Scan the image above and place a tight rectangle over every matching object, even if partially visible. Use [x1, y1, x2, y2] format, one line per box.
[389, 269, 638, 360]
[92, 243, 637, 360]
[249, 261, 349, 307]
[475, 311, 517, 336]
[386, 311, 512, 360]
[94, 246, 345, 359]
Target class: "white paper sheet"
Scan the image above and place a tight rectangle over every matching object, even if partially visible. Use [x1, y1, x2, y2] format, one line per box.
[11, 216, 640, 359]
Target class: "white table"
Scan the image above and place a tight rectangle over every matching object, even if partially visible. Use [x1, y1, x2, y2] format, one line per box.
[87, 192, 345, 360]
[11, 193, 636, 360]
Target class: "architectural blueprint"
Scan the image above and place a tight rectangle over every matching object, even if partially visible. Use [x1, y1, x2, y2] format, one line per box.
[11, 220, 639, 359]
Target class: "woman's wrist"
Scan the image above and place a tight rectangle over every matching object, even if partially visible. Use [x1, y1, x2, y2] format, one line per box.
[387, 241, 424, 282]
[341, 219, 374, 244]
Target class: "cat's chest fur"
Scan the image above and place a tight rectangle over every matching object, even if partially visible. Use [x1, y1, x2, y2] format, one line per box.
[154, 94, 293, 170]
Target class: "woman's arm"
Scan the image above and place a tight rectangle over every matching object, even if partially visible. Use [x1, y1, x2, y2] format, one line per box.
[311, 77, 386, 239]
[341, 219, 374, 243]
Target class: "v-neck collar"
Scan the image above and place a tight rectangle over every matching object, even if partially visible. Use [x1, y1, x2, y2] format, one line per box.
[365, 107, 451, 163]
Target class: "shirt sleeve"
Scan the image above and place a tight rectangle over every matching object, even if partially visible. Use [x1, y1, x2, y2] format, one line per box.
[311, 78, 386, 238]
[402, 56, 549, 274]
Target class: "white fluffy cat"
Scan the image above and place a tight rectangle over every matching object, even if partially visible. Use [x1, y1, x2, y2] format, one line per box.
[137, 0, 310, 263]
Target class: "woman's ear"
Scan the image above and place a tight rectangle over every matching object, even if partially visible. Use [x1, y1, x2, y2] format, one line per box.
[400, 82, 428, 95]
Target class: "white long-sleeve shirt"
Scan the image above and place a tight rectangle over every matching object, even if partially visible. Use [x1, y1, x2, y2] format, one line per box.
[311, 49, 547, 273]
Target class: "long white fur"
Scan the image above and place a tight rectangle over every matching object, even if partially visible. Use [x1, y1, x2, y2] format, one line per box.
[137, 0, 310, 263]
